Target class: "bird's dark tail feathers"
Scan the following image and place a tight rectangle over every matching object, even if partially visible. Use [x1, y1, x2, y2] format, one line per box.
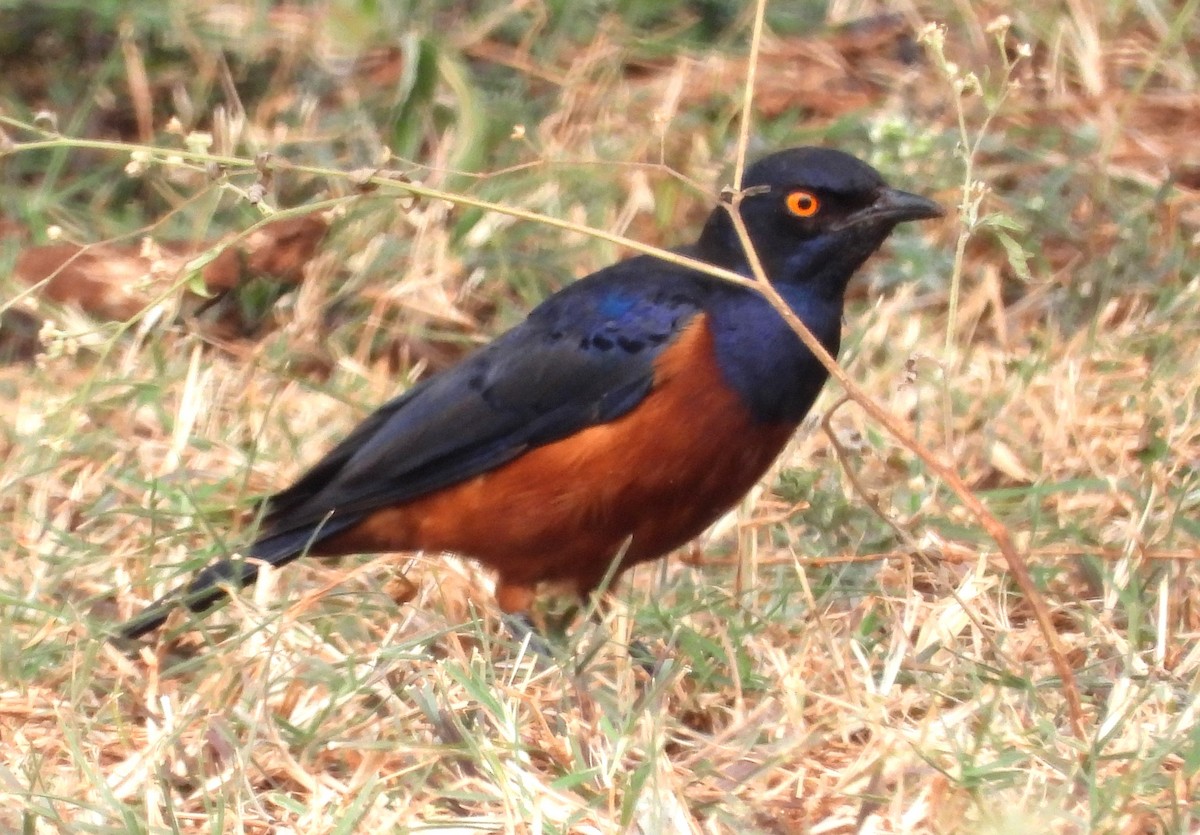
[115, 518, 357, 641]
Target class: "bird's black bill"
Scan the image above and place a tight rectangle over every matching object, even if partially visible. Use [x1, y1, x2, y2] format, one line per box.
[836, 187, 944, 231]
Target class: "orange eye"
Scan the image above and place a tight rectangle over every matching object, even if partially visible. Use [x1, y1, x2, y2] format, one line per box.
[785, 190, 820, 217]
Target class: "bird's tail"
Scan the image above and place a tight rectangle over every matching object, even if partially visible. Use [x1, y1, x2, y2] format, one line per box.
[115, 518, 357, 641]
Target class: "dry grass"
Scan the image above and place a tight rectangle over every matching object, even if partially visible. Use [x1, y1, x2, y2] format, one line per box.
[1, 0, 1198, 832]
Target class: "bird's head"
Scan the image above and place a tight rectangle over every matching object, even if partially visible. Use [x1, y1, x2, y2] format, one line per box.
[699, 147, 943, 298]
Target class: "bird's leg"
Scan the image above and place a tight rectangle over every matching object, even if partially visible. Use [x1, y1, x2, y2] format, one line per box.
[567, 571, 660, 676]
[586, 593, 658, 675]
[496, 579, 555, 661]
[501, 610, 555, 661]
[625, 635, 658, 674]
[495, 577, 657, 673]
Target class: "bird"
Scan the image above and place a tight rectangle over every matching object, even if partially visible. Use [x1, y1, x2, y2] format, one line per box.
[117, 147, 942, 644]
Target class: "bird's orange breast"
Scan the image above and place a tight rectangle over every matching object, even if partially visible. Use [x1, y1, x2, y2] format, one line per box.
[319, 314, 797, 608]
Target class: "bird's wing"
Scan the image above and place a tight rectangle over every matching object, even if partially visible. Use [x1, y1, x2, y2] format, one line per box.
[260, 261, 708, 537]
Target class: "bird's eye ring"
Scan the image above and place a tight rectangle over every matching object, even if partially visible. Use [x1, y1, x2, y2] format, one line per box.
[785, 191, 820, 218]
